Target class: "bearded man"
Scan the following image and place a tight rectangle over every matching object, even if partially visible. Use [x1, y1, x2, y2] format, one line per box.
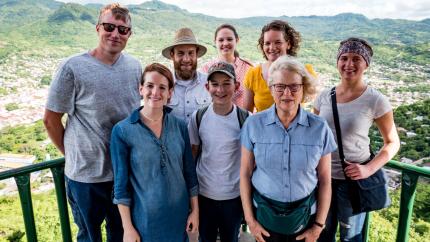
[162, 28, 211, 123]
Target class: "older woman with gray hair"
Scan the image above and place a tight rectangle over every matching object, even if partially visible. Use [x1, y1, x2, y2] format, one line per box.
[240, 56, 337, 242]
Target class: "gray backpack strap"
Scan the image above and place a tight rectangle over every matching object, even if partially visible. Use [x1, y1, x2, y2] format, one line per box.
[195, 105, 248, 163]
[236, 106, 250, 129]
[196, 105, 210, 131]
[195, 105, 210, 163]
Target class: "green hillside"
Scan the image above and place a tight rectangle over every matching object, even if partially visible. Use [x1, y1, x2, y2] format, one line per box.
[1, 0, 429, 67]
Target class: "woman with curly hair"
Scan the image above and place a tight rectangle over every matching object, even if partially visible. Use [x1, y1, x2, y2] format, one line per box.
[243, 20, 316, 112]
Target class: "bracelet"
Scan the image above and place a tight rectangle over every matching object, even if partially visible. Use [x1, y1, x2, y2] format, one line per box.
[314, 221, 326, 229]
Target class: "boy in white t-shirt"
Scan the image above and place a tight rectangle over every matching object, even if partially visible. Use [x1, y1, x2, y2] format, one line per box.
[188, 62, 249, 242]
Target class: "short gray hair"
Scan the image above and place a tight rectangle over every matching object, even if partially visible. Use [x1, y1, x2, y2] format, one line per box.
[268, 56, 317, 102]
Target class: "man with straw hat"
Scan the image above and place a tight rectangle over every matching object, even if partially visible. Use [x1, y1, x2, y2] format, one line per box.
[162, 27, 211, 123]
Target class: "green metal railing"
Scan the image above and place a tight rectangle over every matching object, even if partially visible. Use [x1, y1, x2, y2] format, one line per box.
[381, 160, 430, 242]
[0, 158, 71, 242]
[0, 158, 429, 242]
[362, 160, 430, 242]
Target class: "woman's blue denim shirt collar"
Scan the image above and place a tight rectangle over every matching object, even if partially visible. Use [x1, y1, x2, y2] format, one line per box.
[264, 104, 310, 129]
[129, 106, 173, 124]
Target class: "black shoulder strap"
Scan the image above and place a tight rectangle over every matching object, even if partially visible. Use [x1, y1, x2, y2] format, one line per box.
[236, 106, 250, 129]
[196, 105, 210, 131]
[330, 87, 349, 179]
[195, 105, 248, 163]
[195, 105, 209, 163]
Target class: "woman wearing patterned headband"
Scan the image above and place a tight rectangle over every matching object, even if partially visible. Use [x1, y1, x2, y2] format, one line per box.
[201, 24, 253, 109]
[242, 20, 317, 113]
[314, 37, 400, 242]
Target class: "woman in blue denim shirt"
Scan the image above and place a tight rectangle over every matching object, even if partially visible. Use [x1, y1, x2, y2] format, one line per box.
[110, 63, 199, 242]
[240, 56, 337, 242]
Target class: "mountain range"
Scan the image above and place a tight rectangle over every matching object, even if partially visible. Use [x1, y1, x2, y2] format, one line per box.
[0, 0, 429, 69]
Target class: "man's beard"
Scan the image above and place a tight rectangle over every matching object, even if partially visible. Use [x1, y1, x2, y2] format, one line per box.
[174, 61, 197, 80]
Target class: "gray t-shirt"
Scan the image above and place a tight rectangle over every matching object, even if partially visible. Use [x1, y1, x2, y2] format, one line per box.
[188, 104, 242, 200]
[314, 86, 391, 179]
[46, 52, 141, 183]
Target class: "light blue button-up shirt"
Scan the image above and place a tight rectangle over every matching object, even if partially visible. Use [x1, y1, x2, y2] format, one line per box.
[168, 71, 211, 123]
[241, 104, 337, 203]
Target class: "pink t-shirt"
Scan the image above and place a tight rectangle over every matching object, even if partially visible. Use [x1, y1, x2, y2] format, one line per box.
[201, 57, 253, 108]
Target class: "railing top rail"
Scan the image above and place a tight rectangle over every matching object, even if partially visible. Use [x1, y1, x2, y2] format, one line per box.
[386, 160, 430, 178]
[0, 158, 65, 180]
[1, 158, 429, 181]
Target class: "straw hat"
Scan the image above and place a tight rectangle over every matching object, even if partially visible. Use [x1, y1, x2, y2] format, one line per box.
[161, 28, 207, 59]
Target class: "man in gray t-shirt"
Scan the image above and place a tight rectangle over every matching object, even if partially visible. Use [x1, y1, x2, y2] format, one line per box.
[43, 4, 140, 241]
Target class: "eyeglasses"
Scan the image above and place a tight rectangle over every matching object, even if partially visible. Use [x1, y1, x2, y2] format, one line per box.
[99, 23, 131, 35]
[271, 83, 303, 93]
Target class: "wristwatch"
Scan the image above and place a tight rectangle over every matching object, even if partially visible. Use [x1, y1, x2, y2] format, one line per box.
[314, 221, 326, 229]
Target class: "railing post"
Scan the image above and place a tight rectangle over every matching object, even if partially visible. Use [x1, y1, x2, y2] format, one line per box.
[396, 171, 419, 242]
[14, 174, 37, 242]
[363, 212, 371, 242]
[51, 166, 72, 242]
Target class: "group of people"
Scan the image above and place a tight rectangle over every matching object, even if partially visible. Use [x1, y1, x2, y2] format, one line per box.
[43, 3, 400, 242]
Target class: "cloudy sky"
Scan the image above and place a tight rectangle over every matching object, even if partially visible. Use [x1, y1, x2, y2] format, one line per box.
[60, 0, 430, 20]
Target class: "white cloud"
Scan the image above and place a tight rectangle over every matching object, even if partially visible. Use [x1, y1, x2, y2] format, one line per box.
[59, 0, 430, 20]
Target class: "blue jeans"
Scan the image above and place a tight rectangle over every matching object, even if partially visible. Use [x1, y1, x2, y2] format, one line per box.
[65, 176, 123, 242]
[198, 195, 243, 242]
[318, 179, 366, 242]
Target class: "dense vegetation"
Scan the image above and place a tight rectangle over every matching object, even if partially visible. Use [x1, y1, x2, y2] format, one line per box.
[0, 121, 62, 162]
[0, 0, 429, 75]
[0, 182, 429, 241]
[394, 99, 430, 161]
[4, 103, 19, 112]
[370, 99, 430, 162]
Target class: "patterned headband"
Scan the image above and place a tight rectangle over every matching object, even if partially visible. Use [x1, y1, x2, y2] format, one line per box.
[337, 40, 372, 65]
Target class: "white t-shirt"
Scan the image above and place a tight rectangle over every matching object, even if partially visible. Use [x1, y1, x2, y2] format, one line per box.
[188, 104, 242, 200]
[314, 86, 392, 179]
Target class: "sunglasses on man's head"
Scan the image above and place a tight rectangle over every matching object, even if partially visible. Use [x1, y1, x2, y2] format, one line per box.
[100, 23, 131, 35]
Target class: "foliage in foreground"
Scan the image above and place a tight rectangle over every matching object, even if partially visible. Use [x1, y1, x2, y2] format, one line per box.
[0, 120, 62, 162]
[0, 183, 429, 241]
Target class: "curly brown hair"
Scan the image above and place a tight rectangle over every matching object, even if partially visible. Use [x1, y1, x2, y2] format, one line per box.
[258, 20, 301, 59]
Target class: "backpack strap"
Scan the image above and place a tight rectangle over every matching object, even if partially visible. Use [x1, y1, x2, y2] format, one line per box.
[236, 106, 250, 129]
[195, 105, 210, 163]
[195, 105, 249, 163]
[196, 105, 210, 131]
